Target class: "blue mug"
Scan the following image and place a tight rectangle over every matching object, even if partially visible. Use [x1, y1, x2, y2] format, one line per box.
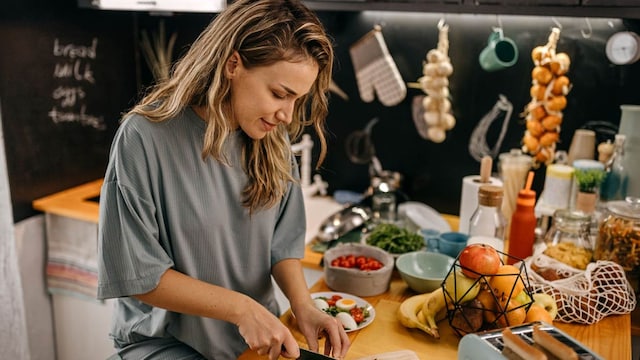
[426, 231, 469, 258]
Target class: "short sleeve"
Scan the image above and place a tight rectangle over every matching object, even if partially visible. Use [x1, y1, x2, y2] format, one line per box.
[97, 119, 173, 300]
[270, 156, 306, 265]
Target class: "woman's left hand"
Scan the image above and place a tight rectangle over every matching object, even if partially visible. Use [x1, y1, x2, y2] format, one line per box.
[293, 301, 350, 359]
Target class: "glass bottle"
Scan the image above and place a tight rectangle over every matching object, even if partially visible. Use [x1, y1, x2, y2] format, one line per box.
[600, 134, 628, 203]
[467, 185, 506, 253]
[507, 187, 537, 265]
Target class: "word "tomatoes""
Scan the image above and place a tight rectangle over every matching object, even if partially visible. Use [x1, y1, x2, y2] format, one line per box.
[330, 254, 383, 271]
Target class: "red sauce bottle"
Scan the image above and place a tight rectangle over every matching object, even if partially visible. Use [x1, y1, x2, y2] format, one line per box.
[507, 176, 537, 265]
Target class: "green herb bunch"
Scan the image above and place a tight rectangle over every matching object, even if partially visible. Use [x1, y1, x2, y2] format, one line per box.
[365, 223, 424, 254]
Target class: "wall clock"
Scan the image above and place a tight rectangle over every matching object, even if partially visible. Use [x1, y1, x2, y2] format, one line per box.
[605, 31, 640, 65]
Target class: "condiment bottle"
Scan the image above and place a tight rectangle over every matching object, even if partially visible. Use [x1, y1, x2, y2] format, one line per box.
[507, 171, 537, 265]
[467, 185, 506, 253]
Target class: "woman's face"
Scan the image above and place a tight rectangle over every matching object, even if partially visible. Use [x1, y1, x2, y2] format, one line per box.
[226, 52, 319, 140]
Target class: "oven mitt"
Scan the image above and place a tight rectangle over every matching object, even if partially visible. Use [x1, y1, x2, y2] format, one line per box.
[350, 28, 407, 107]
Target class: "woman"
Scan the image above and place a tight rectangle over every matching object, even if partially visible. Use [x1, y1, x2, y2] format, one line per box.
[96, 0, 349, 358]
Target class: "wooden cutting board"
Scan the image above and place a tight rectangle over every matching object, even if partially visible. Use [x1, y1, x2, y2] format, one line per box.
[345, 299, 460, 359]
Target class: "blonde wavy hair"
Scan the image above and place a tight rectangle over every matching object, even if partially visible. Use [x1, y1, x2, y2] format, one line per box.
[127, 0, 334, 212]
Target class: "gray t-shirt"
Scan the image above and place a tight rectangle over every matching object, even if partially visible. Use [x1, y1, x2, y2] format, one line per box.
[97, 108, 306, 359]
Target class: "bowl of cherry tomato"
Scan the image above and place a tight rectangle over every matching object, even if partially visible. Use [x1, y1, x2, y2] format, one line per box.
[323, 243, 394, 297]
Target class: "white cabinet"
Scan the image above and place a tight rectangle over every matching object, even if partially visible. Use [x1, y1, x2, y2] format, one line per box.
[83, 0, 226, 12]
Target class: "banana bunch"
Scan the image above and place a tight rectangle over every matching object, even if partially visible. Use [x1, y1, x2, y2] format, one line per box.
[522, 27, 572, 166]
[397, 287, 447, 339]
[418, 22, 455, 143]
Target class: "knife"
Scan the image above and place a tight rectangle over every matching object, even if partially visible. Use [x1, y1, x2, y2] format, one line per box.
[298, 348, 336, 360]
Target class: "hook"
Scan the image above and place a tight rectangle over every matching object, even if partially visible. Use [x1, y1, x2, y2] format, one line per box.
[551, 16, 563, 30]
[490, 15, 504, 37]
[581, 18, 593, 39]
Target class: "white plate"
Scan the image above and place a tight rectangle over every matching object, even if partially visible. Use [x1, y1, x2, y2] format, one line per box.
[398, 201, 451, 233]
[311, 291, 375, 332]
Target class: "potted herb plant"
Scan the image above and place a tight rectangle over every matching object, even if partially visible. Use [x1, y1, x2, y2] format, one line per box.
[574, 164, 606, 213]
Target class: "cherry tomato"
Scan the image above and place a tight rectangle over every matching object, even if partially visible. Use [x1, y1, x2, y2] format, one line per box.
[350, 307, 365, 324]
[326, 298, 336, 306]
[331, 254, 383, 270]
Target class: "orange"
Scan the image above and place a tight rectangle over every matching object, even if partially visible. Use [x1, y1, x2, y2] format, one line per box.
[525, 304, 553, 324]
[488, 265, 526, 299]
[496, 298, 526, 328]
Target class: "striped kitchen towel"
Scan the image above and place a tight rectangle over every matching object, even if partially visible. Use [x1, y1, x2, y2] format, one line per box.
[45, 214, 99, 301]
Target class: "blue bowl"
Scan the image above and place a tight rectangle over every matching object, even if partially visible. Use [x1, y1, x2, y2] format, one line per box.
[395, 251, 456, 293]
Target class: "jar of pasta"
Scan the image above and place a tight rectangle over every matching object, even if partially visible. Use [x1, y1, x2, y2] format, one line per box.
[543, 209, 593, 270]
[595, 197, 640, 292]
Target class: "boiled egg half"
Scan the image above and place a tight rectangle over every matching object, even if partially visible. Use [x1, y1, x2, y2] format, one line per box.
[335, 312, 358, 330]
[313, 298, 329, 312]
[335, 298, 357, 311]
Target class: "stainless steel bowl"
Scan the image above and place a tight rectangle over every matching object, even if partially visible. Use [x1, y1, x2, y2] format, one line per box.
[315, 205, 371, 243]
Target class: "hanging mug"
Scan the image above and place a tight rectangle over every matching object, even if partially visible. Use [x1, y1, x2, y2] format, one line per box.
[479, 29, 519, 72]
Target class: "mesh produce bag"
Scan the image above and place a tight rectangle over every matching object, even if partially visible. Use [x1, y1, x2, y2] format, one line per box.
[522, 253, 636, 324]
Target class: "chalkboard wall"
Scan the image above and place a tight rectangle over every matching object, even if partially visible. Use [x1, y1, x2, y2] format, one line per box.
[0, 2, 138, 222]
[2, 1, 640, 222]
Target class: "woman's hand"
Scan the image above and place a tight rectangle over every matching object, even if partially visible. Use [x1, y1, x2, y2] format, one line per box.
[236, 297, 300, 359]
[293, 301, 350, 359]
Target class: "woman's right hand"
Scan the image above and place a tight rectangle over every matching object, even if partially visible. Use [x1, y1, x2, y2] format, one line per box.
[236, 297, 300, 359]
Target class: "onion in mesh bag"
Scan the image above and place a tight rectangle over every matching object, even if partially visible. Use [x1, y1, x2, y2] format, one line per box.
[523, 253, 636, 324]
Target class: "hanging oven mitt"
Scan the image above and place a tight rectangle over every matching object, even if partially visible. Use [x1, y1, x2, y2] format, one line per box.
[349, 26, 407, 107]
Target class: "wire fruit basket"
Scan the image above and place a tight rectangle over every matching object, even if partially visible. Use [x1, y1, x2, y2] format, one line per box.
[441, 250, 534, 337]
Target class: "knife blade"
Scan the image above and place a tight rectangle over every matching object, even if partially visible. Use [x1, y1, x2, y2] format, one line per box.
[298, 348, 336, 360]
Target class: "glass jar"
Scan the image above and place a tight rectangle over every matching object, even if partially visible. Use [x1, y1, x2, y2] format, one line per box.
[545, 209, 592, 249]
[595, 196, 640, 292]
[370, 171, 401, 224]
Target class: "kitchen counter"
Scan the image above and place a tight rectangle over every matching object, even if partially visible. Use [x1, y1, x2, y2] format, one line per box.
[33, 179, 634, 359]
[239, 274, 632, 360]
[32, 178, 102, 223]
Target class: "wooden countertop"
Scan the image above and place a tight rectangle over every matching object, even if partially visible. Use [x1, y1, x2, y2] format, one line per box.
[32, 180, 636, 358]
[32, 178, 102, 223]
[239, 274, 631, 360]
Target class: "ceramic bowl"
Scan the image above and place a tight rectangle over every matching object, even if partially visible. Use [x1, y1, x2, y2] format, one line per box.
[395, 251, 456, 293]
[323, 243, 395, 297]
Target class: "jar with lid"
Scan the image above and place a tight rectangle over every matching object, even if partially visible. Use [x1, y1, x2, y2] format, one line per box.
[595, 196, 640, 292]
[544, 209, 593, 265]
